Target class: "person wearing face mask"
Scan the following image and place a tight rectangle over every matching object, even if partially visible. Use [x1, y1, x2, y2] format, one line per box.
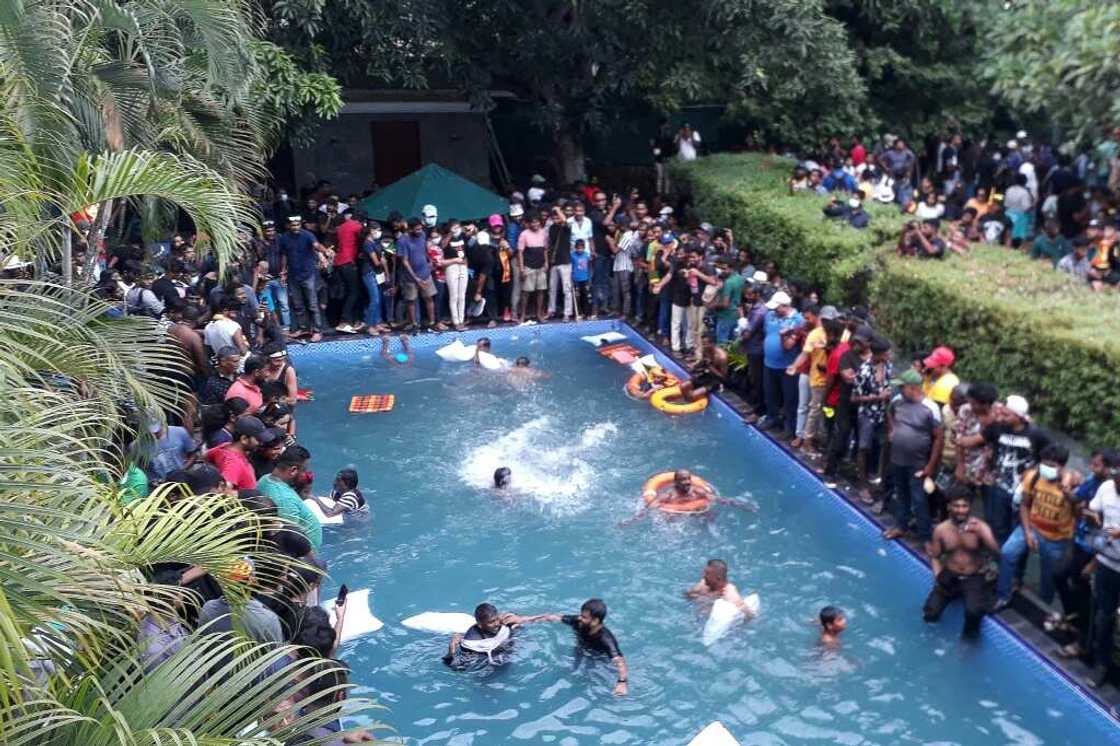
[271, 188, 296, 225]
[994, 443, 1080, 612]
[847, 196, 870, 229]
[359, 220, 389, 334]
[441, 220, 470, 330]
[923, 486, 1001, 637]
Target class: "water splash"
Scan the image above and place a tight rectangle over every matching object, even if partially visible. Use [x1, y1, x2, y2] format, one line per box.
[458, 416, 618, 512]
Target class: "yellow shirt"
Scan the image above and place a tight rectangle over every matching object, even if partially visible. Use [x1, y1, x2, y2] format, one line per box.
[1022, 468, 1076, 542]
[803, 326, 829, 388]
[924, 370, 959, 405]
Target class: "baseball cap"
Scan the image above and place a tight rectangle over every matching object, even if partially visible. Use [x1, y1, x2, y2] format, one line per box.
[891, 369, 923, 387]
[659, 206, 674, 216]
[699, 222, 714, 234]
[819, 305, 840, 321]
[531, 174, 546, 184]
[509, 203, 524, 218]
[257, 426, 284, 447]
[751, 270, 769, 284]
[488, 214, 504, 228]
[766, 290, 792, 309]
[233, 415, 266, 439]
[421, 204, 437, 218]
[1016, 129, 1028, 140]
[659, 234, 675, 245]
[1005, 394, 1030, 420]
[923, 346, 955, 369]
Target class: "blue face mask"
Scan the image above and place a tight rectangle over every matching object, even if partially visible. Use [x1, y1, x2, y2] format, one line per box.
[1039, 464, 1059, 482]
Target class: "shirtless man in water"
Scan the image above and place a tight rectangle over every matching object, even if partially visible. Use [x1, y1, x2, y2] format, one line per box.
[923, 486, 1001, 637]
[686, 559, 757, 616]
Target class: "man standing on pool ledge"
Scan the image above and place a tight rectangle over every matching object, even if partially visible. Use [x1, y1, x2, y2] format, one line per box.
[539, 599, 628, 696]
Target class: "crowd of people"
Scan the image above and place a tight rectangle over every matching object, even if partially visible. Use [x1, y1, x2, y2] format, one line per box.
[47, 122, 1120, 723]
[791, 130, 1120, 286]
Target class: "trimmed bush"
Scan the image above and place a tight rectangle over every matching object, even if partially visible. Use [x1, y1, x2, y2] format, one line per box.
[675, 153, 1120, 444]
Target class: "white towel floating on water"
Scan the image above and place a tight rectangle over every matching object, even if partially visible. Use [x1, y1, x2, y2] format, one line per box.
[322, 589, 383, 642]
[688, 721, 740, 746]
[435, 339, 477, 362]
[304, 498, 343, 525]
[476, 350, 509, 371]
[580, 331, 627, 346]
[401, 611, 476, 635]
[702, 595, 760, 646]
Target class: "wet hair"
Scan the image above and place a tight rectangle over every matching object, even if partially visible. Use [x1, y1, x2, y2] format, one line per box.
[494, 467, 511, 488]
[295, 606, 335, 657]
[706, 559, 728, 576]
[1039, 443, 1069, 466]
[336, 468, 359, 489]
[515, 356, 530, 367]
[967, 382, 997, 405]
[474, 603, 499, 624]
[477, 337, 491, 350]
[581, 598, 607, 622]
[820, 606, 844, 627]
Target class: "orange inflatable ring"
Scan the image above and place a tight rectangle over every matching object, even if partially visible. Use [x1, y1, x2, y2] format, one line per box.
[650, 384, 708, 415]
[641, 471, 715, 514]
[625, 368, 679, 399]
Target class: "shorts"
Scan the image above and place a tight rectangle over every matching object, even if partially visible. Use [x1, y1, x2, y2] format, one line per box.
[857, 409, 884, 451]
[522, 267, 547, 292]
[402, 276, 438, 301]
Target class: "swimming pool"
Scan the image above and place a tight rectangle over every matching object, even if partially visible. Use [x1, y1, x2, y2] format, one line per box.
[290, 322, 1117, 745]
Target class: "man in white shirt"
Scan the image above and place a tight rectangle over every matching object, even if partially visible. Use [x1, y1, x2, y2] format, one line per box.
[1089, 449, 1120, 687]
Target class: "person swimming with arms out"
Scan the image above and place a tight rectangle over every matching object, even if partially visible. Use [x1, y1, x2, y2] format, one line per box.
[537, 599, 628, 696]
[379, 332, 413, 365]
[818, 605, 847, 648]
[443, 602, 550, 670]
[685, 559, 757, 617]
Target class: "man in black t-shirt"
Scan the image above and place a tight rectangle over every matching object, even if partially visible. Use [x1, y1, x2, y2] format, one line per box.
[542, 598, 628, 696]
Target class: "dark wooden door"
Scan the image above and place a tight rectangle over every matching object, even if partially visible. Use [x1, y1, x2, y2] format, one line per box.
[371, 120, 421, 186]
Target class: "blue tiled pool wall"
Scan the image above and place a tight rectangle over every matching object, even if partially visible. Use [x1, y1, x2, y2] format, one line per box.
[287, 320, 1116, 726]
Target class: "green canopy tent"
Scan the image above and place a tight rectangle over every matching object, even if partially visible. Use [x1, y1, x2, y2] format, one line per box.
[356, 164, 509, 222]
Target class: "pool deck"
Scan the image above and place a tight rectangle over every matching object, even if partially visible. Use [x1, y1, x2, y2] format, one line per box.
[301, 319, 1120, 723]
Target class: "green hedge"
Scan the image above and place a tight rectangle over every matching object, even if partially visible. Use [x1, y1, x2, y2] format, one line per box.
[674, 153, 1120, 444]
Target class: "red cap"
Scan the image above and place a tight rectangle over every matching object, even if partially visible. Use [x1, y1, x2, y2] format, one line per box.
[488, 214, 504, 228]
[923, 346, 955, 369]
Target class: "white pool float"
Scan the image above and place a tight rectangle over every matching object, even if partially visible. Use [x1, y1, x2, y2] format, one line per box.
[401, 611, 476, 635]
[580, 331, 627, 346]
[688, 721, 739, 746]
[322, 589, 383, 642]
[476, 350, 509, 371]
[303, 497, 343, 525]
[702, 595, 760, 646]
[435, 339, 477, 362]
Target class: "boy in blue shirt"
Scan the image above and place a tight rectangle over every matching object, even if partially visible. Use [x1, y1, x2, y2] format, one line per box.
[571, 239, 592, 319]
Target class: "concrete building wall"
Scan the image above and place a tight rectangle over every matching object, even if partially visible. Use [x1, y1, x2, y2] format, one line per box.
[290, 110, 491, 196]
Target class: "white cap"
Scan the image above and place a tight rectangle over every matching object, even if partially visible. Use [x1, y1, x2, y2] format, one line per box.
[659, 206, 674, 216]
[751, 270, 769, 284]
[1005, 394, 1030, 420]
[766, 290, 792, 309]
[528, 187, 545, 202]
[421, 204, 437, 218]
[509, 203, 524, 218]
[1006, 139, 1018, 149]
[1016, 129, 1028, 140]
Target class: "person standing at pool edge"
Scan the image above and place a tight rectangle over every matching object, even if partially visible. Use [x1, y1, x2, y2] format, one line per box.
[540, 599, 628, 696]
[923, 486, 1001, 637]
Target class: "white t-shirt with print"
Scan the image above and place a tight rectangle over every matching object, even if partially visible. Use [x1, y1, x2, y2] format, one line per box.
[1090, 480, 1120, 572]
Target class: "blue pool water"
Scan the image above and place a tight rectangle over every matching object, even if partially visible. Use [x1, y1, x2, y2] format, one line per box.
[290, 323, 1116, 745]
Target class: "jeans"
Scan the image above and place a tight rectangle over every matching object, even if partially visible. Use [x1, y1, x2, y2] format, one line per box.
[657, 293, 672, 337]
[288, 274, 323, 332]
[923, 569, 991, 637]
[891, 464, 932, 540]
[445, 263, 469, 326]
[433, 279, 448, 322]
[762, 366, 785, 428]
[781, 371, 799, 436]
[795, 373, 811, 437]
[997, 526, 1070, 604]
[547, 264, 573, 318]
[611, 269, 632, 316]
[633, 271, 648, 319]
[670, 304, 691, 351]
[715, 316, 737, 344]
[1054, 544, 1094, 646]
[264, 278, 290, 328]
[1092, 563, 1120, 670]
[361, 272, 383, 327]
[335, 262, 361, 324]
[592, 255, 612, 311]
[746, 353, 765, 412]
[984, 485, 1015, 545]
[824, 402, 854, 475]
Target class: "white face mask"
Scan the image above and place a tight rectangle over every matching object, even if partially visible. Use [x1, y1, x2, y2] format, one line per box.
[279, 192, 288, 200]
[1039, 464, 1059, 482]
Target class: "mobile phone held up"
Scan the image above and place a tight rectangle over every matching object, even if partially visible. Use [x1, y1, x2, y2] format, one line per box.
[336, 584, 348, 606]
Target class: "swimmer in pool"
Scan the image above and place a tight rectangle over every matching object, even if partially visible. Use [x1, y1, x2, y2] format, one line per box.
[473, 337, 492, 365]
[379, 332, 413, 365]
[819, 605, 847, 648]
[494, 466, 512, 489]
[538, 599, 628, 696]
[685, 559, 757, 616]
[678, 334, 728, 402]
[618, 469, 711, 525]
[507, 356, 548, 385]
[443, 602, 547, 670]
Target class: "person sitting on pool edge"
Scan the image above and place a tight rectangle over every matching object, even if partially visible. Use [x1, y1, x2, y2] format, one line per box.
[685, 559, 757, 616]
[308, 467, 369, 518]
[538, 599, 628, 696]
[443, 602, 546, 670]
[819, 605, 847, 648]
[679, 333, 728, 403]
[379, 332, 412, 365]
[494, 466, 512, 489]
[923, 485, 1000, 638]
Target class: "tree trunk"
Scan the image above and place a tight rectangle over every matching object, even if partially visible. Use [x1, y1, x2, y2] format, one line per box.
[61, 230, 72, 285]
[553, 129, 586, 185]
[82, 199, 114, 284]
